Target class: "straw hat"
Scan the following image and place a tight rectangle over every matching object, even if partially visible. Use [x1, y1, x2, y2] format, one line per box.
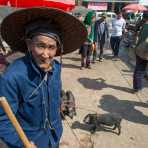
[1, 7, 87, 56]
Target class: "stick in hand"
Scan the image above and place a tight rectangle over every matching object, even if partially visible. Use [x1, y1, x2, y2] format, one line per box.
[0, 97, 33, 148]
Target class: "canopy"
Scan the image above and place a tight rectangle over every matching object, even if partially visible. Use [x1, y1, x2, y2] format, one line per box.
[122, 4, 147, 12]
[43, 0, 75, 11]
[0, 0, 75, 11]
[0, 0, 8, 5]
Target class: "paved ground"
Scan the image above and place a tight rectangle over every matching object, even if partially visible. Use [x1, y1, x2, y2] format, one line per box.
[59, 49, 148, 148]
[0, 48, 148, 148]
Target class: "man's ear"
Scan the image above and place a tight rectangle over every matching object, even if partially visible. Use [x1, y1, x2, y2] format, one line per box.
[25, 39, 32, 51]
[25, 39, 31, 46]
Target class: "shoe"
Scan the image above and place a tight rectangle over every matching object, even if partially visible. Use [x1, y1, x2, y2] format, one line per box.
[80, 66, 84, 70]
[86, 65, 91, 69]
[96, 57, 100, 61]
[99, 58, 103, 62]
[112, 56, 119, 61]
[91, 60, 96, 64]
[132, 89, 141, 94]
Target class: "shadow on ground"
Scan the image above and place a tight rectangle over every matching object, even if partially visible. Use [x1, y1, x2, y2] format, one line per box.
[122, 69, 133, 73]
[78, 77, 133, 93]
[99, 95, 148, 125]
[62, 63, 80, 69]
[62, 57, 80, 62]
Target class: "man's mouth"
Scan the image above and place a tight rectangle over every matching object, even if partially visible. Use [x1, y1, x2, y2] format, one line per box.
[38, 59, 53, 71]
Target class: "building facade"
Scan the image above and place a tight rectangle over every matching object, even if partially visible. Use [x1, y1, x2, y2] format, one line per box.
[139, 0, 148, 6]
[82, 0, 140, 11]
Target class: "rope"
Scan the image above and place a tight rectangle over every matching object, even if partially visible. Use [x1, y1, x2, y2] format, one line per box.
[76, 106, 97, 113]
[64, 118, 82, 146]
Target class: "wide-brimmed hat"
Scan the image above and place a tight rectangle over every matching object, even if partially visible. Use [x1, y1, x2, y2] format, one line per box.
[1, 7, 87, 56]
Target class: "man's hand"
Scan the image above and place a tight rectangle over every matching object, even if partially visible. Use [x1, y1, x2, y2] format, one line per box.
[27, 141, 37, 148]
[30, 141, 37, 148]
[92, 42, 96, 51]
[93, 42, 96, 47]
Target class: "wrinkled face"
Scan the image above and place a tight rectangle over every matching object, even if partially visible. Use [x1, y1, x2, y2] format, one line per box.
[26, 35, 58, 71]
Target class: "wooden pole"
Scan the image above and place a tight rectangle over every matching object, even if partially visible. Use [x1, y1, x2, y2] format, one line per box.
[0, 97, 31, 148]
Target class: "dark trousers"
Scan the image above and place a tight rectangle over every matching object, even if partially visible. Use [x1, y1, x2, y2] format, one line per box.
[80, 44, 92, 67]
[92, 49, 97, 61]
[98, 41, 105, 59]
[110, 36, 122, 56]
[98, 33, 105, 59]
[133, 55, 148, 90]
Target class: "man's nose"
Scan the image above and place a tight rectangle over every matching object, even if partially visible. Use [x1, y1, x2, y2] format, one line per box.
[42, 49, 50, 58]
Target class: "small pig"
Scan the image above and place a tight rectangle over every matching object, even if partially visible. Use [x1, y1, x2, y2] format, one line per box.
[83, 113, 122, 135]
[60, 90, 76, 119]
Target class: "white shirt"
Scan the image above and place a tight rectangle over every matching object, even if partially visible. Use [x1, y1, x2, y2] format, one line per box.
[100, 21, 105, 35]
[111, 17, 126, 36]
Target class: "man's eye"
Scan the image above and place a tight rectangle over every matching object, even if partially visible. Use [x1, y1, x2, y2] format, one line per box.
[34, 42, 57, 50]
[48, 45, 57, 50]
[36, 43, 46, 48]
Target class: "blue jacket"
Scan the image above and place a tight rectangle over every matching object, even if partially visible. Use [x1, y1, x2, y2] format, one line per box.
[0, 53, 63, 148]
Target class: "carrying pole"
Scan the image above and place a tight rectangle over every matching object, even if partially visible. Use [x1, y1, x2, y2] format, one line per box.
[0, 97, 32, 148]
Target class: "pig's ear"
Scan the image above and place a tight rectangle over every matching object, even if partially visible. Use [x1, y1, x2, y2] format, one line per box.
[69, 112, 74, 119]
[83, 114, 90, 123]
[83, 115, 87, 123]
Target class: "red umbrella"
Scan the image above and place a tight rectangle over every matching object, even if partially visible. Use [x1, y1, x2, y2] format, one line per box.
[43, 0, 75, 11]
[0, 0, 8, 5]
[9, 0, 43, 7]
[123, 4, 147, 11]
[9, 0, 75, 11]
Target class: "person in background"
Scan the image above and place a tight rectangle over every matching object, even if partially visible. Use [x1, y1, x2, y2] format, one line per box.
[0, 35, 6, 55]
[79, 10, 95, 69]
[134, 11, 148, 81]
[75, 12, 84, 22]
[94, 13, 109, 62]
[110, 11, 126, 60]
[0, 7, 86, 148]
[133, 11, 148, 93]
[0, 34, 8, 74]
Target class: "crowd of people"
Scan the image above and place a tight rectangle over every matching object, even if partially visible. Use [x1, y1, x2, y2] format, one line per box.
[77, 10, 126, 69]
[76, 10, 148, 93]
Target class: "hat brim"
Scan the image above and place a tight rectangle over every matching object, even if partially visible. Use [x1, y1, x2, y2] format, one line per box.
[1, 7, 87, 56]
